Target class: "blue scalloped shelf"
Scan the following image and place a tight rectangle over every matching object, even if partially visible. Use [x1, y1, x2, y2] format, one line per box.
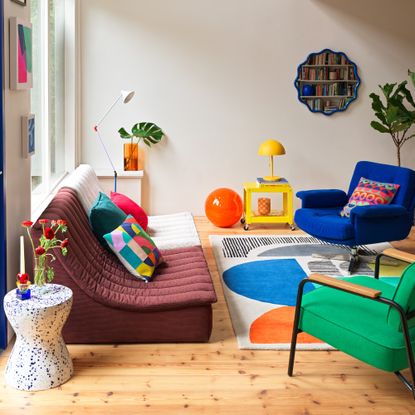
[294, 49, 360, 116]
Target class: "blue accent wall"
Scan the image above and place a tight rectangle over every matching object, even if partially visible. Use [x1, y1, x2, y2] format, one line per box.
[0, 0, 7, 350]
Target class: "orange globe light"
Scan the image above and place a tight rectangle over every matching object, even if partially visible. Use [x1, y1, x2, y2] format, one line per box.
[205, 188, 243, 228]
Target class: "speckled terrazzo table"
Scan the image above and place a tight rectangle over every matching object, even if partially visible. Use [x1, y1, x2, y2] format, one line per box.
[4, 284, 73, 391]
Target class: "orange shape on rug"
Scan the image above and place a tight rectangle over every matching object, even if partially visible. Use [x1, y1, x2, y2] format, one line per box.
[250, 306, 323, 344]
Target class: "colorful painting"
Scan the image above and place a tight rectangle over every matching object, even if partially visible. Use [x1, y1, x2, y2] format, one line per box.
[10, 17, 32, 90]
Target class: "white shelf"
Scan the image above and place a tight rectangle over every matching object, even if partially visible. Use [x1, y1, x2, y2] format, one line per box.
[95, 169, 144, 179]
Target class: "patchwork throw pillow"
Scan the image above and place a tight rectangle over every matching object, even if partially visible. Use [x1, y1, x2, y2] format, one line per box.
[89, 192, 127, 247]
[110, 191, 148, 231]
[340, 177, 400, 218]
[103, 215, 162, 282]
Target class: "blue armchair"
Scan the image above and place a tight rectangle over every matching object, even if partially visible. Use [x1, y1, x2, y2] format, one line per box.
[294, 161, 415, 272]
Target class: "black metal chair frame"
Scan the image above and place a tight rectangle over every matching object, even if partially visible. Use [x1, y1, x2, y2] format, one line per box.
[288, 252, 415, 399]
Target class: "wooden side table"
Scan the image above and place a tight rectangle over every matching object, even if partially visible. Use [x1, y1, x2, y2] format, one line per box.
[4, 284, 73, 391]
[242, 180, 295, 230]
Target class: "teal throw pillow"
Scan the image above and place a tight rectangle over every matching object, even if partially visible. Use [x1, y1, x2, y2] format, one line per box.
[89, 192, 127, 247]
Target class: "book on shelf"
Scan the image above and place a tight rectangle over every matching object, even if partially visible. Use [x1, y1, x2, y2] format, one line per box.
[257, 177, 287, 185]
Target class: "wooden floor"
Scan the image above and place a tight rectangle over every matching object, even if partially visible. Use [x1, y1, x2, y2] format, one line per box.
[1, 219, 415, 415]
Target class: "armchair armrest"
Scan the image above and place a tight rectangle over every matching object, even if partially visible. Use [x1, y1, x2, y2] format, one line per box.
[296, 189, 348, 208]
[350, 204, 408, 221]
[308, 273, 382, 299]
[382, 248, 415, 264]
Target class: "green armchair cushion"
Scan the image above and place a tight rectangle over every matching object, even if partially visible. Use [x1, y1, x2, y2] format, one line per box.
[300, 275, 415, 372]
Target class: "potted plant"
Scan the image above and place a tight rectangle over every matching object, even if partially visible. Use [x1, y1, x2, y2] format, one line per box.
[118, 122, 164, 171]
[369, 70, 415, 166]
[21, 219, 69, 289]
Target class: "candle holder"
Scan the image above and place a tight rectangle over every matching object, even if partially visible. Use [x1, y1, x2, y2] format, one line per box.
[16, 282, 31, 300]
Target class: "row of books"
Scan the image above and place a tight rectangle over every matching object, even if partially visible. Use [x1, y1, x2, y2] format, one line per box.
[305, 98, 350, 112]
[308, 83, 354, 97]
[300, 67, 355, 81]
[307, 52, 348, 66]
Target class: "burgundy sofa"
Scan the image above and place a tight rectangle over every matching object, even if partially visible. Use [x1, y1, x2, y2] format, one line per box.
[35, 188, 217, 343]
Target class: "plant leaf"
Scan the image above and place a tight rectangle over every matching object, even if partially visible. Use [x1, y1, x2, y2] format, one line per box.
[409, 69, 415, 88]
[370, 121, 390, 133]
[118, 127, 133, 139]
[381, 83, 397, 99]
[131, 122, 164, 146]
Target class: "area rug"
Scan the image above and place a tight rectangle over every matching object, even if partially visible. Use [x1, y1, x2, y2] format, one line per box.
[209, 234, 401, 350]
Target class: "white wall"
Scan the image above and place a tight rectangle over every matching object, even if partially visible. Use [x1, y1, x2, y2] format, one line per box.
[80, 0, 415, 215]
[4, 1, 32, 339]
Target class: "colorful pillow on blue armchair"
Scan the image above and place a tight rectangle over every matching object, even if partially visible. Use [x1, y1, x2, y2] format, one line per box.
[103, 215, 162, 282]
[340, 177, 400, 218]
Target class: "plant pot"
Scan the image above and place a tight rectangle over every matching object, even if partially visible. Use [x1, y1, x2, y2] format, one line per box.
[124, 143, 139, 171]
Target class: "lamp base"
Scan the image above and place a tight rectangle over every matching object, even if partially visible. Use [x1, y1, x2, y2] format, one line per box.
[263, 175, 282, 181]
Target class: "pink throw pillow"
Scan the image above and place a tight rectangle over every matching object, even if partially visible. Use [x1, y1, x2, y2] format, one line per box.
[110, 191, 148, 231]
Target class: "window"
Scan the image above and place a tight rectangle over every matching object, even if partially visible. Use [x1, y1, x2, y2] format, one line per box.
[31, 0, 67, 207]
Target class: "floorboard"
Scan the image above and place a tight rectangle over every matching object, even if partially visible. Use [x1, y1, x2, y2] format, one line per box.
[0, 219, 414, 414]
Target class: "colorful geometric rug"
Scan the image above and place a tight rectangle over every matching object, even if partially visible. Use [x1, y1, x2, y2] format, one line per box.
[210, 234, 402, 350]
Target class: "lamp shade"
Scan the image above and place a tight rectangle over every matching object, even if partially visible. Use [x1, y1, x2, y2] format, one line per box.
[121, 90, 135, 104]
[258, 139, 286, 156]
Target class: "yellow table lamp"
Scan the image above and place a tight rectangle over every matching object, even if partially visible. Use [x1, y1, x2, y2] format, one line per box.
[258, 139, 286, 181]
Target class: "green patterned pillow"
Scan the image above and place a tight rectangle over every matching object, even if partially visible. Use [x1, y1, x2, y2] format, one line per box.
[103, 215, 162, 282]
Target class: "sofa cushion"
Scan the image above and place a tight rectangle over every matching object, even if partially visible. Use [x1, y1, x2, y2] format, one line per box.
[111, 191, 148, 231]
[89, 192, 127, 246]
[295, 207, 354, 242]
[104, 215, 162, 282]
[61, 164, 103, 213]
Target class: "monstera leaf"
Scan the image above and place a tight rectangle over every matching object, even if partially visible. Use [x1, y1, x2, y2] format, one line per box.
[118, 122, 164, 147]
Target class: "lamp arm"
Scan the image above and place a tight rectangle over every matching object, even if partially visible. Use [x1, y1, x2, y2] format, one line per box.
[94, 127, 118, 192]
[95, 94, 122, 128]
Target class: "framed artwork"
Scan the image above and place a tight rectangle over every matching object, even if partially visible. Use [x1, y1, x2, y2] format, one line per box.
[21, 114, 35, 158]
[11, 0, 27, 5]
[9, 17, 32, 90]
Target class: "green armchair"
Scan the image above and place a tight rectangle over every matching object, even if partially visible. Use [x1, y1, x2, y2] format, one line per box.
[288, 248, 415, 398]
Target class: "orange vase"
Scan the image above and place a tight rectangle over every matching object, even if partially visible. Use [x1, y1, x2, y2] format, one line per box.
[123, 143, 139, 171]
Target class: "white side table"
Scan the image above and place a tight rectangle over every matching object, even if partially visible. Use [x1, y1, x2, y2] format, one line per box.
[4, 284, 73, 391]
[95, 169, 144, 205]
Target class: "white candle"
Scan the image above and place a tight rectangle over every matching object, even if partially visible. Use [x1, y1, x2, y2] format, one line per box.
[20, 235, 25, 274]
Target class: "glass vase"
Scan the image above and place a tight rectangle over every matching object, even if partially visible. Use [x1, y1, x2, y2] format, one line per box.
[124, 143, 139, 171]
[34, 267, 47, 287]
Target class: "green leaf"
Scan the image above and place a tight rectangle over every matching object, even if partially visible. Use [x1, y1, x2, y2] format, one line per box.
[131, 122, 164, 146]
[370, 121, 390, 133]
[47, 268, 54, 282]
[118, 127, 133, 139]
[409, 70, 415, 88]
[380, 83, 397, 99]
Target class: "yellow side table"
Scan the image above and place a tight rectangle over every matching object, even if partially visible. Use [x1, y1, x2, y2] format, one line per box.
[242, 179, 295, 230]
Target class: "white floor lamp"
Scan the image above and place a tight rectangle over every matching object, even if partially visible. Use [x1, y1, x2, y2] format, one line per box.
[93, 89, 135, 192]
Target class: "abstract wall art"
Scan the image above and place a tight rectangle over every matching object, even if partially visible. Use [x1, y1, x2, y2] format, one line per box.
[21, 114, 35, 158]
[9, 17, 32, 90]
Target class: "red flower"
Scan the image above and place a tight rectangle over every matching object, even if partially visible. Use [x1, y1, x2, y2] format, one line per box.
[21, 221, 33, 228]
[39, 219, 49, 224]
[56, 219, 67, 226]
[35, 246, 46, 255]
[17, 273, 29, 284]
[44, 228, 55, 240]
[61, 238, 69, 248]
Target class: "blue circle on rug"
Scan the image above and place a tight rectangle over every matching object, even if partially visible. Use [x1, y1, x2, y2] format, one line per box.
[223, 259, 314, 305]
